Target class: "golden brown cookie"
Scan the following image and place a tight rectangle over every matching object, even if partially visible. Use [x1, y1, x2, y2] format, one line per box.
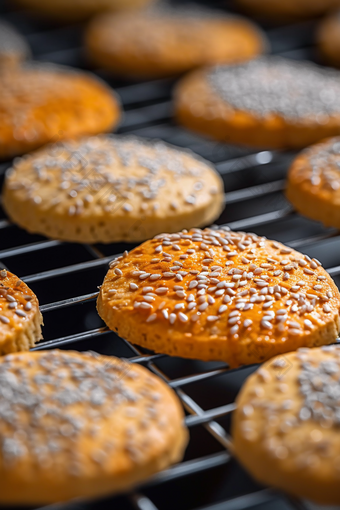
[0, 268, 42, 353]
[85, 5, 268, 79]
[232, 345, 340, 505]
[236, 0, 340, 20]
[0, 63, 120, 160]
[97, 227, 340, 368]
[175, 56, 340, 149]
[15, 0, 155, 22]
[0, 349, 187, 505]
[2, 135, 224, 243]
[0, 21, 30, 67]
[318, 10, 340, 68]
[286, 137, 340, 229]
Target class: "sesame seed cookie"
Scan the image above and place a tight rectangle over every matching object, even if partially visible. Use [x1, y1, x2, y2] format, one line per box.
[0, 21, 30, 67]
[97, 227, 340, 368]
[236, 0, 340, 20]
[232, 345, 340, 505]
[286, 137, 340, 229]
[14, 0, 155, 22]
[85, 4, 268, 79]
[0, 269, 43, 354]
[318, 10, 340, 68]
[0, 349, 187, 505]
[2, 135, 224, 244]
[0, 63, 120, 160]
[175, 57, 340, 149]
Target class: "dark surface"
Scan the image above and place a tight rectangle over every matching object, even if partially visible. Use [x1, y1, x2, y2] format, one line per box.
[0, 1, 333, 509]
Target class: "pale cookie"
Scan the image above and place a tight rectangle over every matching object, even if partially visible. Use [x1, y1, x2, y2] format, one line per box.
[85, 4, 268, 79]
[175, 57, 340, 149]
[97, 227, 340, 368]
[0, 268, 43, 353]
[318, 10, 340, 68]
[2, 135, 224, 243]
[0, 63, 120, 160]
[0, 20, 30, 67]
[236, 0, 340, 20]
[0, 349, 187, 505]
[15, 0, 155, 22]
[233, 345, 340, 505]
[286, 137, 340, 229]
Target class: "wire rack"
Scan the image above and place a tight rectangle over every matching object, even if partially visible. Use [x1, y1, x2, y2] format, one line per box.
[0, 1, 337, 509]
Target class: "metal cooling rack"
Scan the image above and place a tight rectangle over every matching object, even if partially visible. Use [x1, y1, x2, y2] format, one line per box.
[0, 1, 336, 509]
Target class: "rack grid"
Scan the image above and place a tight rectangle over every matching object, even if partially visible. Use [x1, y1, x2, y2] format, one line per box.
[0, 1, 336, 509]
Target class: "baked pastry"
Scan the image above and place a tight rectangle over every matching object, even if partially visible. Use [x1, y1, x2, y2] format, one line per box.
[0, 21, 30, 67]
[232, 345, 340, 505]
[175, 56, 340, 149]
[0, 268, 42, 353]
[318, 10, 340, 68]
[286, 137, 340, 229]
[0, 63, 120, 160]
[0, 349, 187, 505]
[2, 135, 224, 244]
[14, 0, 155, 22]
[97, 227, 340, 368]
[85, 4, 268, 79]
[236, 0, 340, 20]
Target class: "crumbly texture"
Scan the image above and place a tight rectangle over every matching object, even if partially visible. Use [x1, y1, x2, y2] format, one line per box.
[174, 57, 340, 149]
[0, 63, 120, 160]
[0, 349, 187, 505]
[2, 135, 224, 244]
[0, 269, 43, 354]
[0, 21, 30, 67]
[236, 0, 340, 19]
[85, 5, 268, 79]
[286, 137, 340, 229]
[318, 11, 340, 68]
[97, 227, 340, 368]
[232, 345, 340, 505]
[14, 0, 154, 21]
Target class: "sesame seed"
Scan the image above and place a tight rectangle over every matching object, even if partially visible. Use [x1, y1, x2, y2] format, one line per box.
[143, 296, 155, 303]
[146, 314, 157, 323]
[155, 287, 168, 294]
[169, 313, 176, 324]
[139, 273, 151, 280]
[114, 268, 123, 276]
[130, 283, 138, 291]
[323, 304, 331, 313]
[15, 310, 26, 318]
[178, 312, 188, 323]
[0, 316, 9, 324]
[261, 320, 273, 329]
[140, 302, 153, 310]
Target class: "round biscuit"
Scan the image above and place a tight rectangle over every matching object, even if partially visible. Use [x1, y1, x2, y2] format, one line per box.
[97, 227, 340, 368]
[85, 5, 268, 79]
[286, 137, 340, 229]
[232, 345, 340, 505]
[175, 57, 340, 149]
[0, 63, 120, 160]
[0, 349, 188, 504]
[0, 268, 43, 353]
[2, 135, 224, 243]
